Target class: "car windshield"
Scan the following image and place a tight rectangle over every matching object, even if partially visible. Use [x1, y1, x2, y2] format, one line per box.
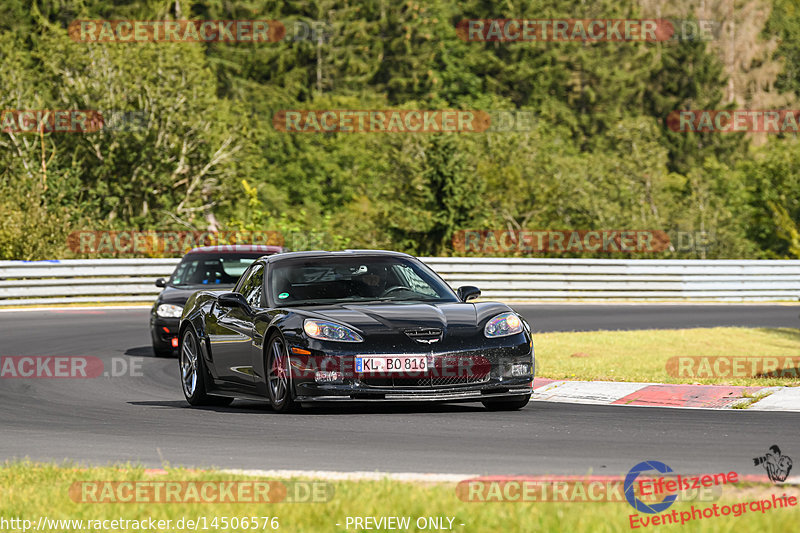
[269, 256, 458, 306]
[169, 254, 265, 287]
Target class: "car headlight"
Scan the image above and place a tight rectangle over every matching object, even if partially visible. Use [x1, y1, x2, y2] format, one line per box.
[156, 304, 183, 318]
[303, 319, 363, 342]
[484, 312, 523, 338]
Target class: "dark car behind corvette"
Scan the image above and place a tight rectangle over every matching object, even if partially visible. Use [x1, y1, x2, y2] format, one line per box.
[150, 244, 282, 356]
[178, 250, 534, 411]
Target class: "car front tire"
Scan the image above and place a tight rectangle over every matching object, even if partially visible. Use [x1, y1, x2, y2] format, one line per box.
[265, 332, 298, 413]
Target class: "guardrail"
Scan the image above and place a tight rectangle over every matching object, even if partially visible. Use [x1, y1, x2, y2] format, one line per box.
[0, 257, 799, 306]
[0, 259, 181, 305]
[423, 257, 800, 301]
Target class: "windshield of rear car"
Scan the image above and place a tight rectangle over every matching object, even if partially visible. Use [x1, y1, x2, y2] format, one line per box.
[169, 254, 265, 287]
[269, 256, 459, 306]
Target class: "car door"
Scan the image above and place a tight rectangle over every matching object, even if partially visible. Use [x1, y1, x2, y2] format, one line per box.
[209, 262, 264, 388]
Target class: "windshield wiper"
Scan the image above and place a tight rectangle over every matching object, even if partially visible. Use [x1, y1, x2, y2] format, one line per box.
[374, 296, 443, 302]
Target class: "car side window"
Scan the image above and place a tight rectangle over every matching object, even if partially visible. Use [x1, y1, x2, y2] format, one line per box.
[391, 264, 438, 297]
[239, 264, 264, 308]
[234, 263, 255, 293]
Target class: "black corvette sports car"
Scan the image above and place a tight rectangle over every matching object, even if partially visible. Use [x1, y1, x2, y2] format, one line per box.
[178, 250, 534, 412]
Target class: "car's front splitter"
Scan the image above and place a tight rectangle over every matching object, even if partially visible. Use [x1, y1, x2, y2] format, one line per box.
[294, 376, 533, 402]
[295, 387, 532, 402]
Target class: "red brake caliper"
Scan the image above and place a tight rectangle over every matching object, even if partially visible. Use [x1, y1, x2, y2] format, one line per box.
[274, 353, 287, 380]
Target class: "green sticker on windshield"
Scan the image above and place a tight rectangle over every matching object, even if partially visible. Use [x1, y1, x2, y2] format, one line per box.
[278, 292, 289, 299]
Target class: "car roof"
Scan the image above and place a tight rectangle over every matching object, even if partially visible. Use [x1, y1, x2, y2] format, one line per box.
[266, 249, 413, 263]
[186, 244, 284, 255]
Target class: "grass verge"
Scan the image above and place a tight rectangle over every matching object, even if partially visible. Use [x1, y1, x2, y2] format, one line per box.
[533, 327, 800, 386]
[1, 463, 798, 533]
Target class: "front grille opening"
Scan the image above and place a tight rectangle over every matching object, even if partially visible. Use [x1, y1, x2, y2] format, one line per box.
[404, 328, 442, 343]
[481, 388, 509, 395]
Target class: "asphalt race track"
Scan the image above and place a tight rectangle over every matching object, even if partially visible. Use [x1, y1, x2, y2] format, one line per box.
[0, 305, 798, 476]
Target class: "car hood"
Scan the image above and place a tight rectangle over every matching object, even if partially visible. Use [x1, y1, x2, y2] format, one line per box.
[157, 284, 234, 306]
[305, 301, 511, 334]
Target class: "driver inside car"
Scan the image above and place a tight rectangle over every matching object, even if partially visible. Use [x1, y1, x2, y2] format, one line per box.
[352, 265, 390, 298]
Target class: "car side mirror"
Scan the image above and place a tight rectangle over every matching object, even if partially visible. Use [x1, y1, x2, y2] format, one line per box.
[218, 292, 250, 311]
[457, 286, 481, 302]
[155, 278, 167, 288]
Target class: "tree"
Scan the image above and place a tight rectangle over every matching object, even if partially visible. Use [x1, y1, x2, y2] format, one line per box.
[384, 134, 487, 255]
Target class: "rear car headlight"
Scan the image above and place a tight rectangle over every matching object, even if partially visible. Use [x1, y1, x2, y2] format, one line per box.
[303, 319, 363, 342]
[156, 304, 183, 318]
[484, 312, 523, 338]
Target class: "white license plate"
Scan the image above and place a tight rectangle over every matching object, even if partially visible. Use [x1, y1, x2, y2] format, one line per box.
[355, 355, 427, 373]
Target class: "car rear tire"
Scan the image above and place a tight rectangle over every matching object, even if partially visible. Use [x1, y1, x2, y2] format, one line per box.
[481, 395, 531, 411]
[266, 332, 298, 413]
[180, 328, 233, 407]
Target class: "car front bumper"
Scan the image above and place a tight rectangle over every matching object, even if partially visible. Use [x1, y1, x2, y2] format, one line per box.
[291, 347, 534, 402]
[294, 378, 533, 403]
[150, 315, 180, 349]
[279, 330, 534, 403]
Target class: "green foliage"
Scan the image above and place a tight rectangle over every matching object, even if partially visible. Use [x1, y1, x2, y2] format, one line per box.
[767, 0, 800, 95]
[0, 0, 798, 260]
[384, 134, 487, 255]
[0, 183, 71, 260]
[769, 202, 800, 258]
[739, 138, 800, 258]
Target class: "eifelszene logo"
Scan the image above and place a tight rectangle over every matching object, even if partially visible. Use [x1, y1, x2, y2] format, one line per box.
[625, 461, 677, 514]
[625, 461, 739, 518]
